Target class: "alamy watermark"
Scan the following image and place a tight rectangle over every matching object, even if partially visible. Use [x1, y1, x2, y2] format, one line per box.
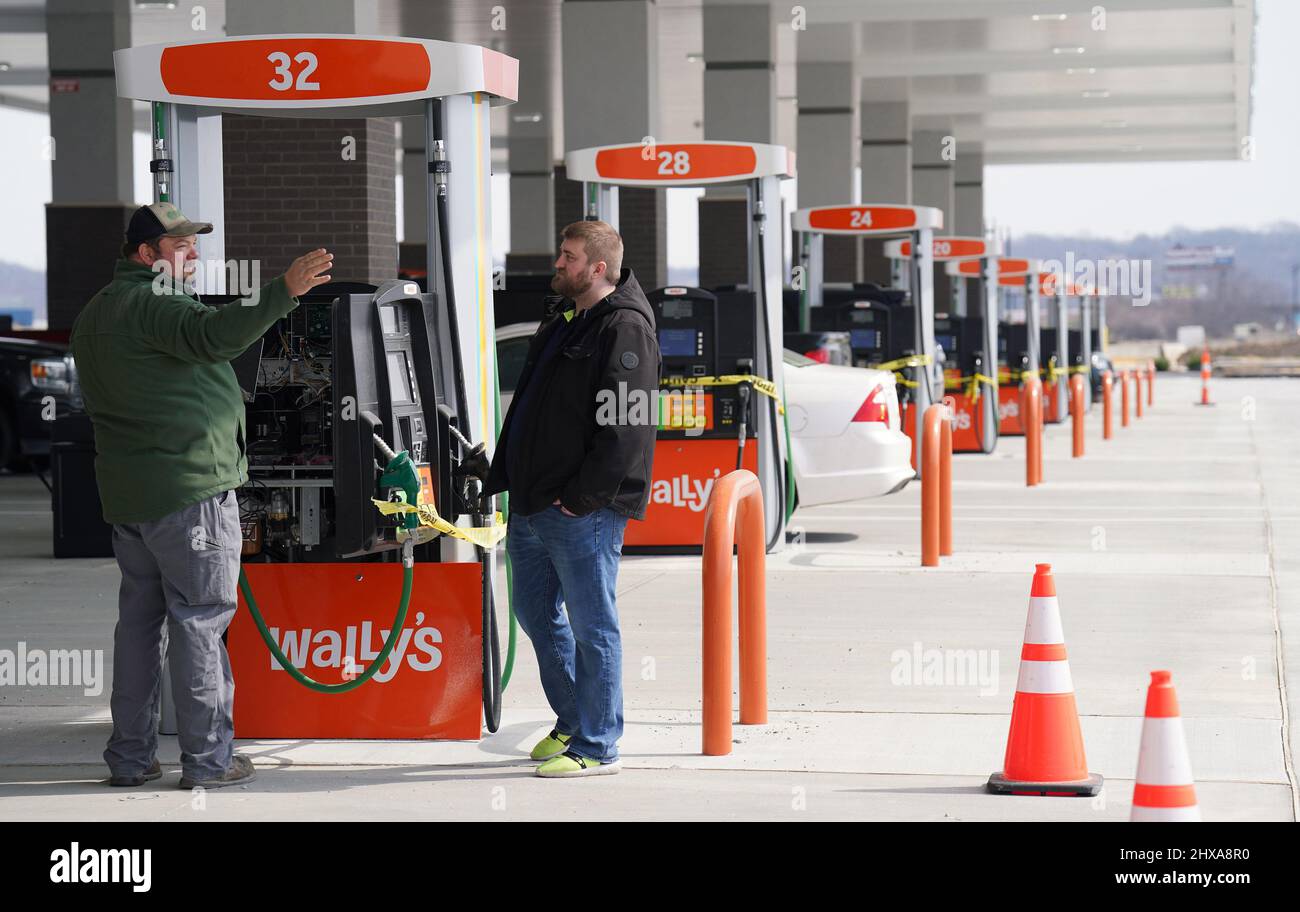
[151, 258, 262, 301]
[890, 641, 1000, 696]
[1041, 252, 1153, 306]
[0, 642, 104, 696]
[596, 382, 709, 438]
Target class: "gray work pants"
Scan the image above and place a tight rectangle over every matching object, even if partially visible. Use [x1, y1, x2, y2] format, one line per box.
[103, 491, 241, 781]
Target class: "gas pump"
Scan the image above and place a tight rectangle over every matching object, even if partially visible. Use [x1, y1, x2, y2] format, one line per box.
[974, 259, 1043, 437]
[1038, 273, 1069, 424]
[791, 205, 944, 474]
[564, 141, 794, 552]
[1055, 278, 1097, 411]
[888, 236, 1002, 454]
[113, 35, 517, 739]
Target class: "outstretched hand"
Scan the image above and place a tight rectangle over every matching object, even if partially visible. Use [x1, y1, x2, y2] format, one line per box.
[284, 249, 334, 297]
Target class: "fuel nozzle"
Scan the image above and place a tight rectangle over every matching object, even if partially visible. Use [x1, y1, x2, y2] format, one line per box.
[374, 436, 422, 532]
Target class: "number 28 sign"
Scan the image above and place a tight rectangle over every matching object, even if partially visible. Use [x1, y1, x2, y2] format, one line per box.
[567, 142, 794, 187]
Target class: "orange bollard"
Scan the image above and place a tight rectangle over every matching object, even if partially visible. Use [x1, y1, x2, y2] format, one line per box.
[1134, 368, 1144, 419]
[1147, 360, 1155, 408]
[1121, 369, 1131, 427]
[921, 404, 953, 566]
[940, 409, 953, 557]
[1021, 376, 1043, 487]
[701, 470, 767, 756]
[1070, 375, 1085, 458]
[1102, 371, 1113, 440]
[1197, 347, 1213, 406]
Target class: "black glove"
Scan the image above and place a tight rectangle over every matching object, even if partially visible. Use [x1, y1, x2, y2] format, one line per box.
[453, 442, 490, 482]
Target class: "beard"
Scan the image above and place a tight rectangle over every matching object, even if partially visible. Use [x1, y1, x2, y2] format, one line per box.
[551, 270, 592, 300]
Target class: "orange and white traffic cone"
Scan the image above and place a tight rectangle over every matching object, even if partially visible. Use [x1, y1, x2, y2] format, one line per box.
[1131, 670, 1200, 822]
[988, 564, 1103, 796]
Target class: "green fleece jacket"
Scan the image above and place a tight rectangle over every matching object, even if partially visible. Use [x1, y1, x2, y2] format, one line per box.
[71, 259, 299, 524]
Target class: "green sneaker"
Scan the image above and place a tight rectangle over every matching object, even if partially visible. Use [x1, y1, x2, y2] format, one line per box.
[536, 750, 621, 778]
[530, 729, 573, 761]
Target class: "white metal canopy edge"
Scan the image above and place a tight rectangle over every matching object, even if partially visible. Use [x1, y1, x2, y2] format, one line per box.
[114, 35, 519, 116]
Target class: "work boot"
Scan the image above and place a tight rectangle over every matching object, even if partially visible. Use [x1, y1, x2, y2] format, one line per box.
[108, 758, 163, 787]
[530, 729, 572, 761]
[179, 754, 257, 790]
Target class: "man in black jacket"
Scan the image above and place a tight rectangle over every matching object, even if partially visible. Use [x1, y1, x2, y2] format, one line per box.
[486, 220, 659, 777]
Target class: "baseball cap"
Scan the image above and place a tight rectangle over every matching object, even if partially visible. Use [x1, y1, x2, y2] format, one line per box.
[125, 202, 213, 247]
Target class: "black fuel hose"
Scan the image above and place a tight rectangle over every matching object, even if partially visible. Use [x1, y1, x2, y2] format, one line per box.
[431, 98, 503, 733]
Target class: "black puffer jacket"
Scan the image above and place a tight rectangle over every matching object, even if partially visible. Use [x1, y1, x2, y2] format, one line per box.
[486, 269, 661, 519]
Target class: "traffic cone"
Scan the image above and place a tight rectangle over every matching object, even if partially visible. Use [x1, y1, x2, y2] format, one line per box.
[988, 563, 1103, 796]
[1131, 670, 1200, 822]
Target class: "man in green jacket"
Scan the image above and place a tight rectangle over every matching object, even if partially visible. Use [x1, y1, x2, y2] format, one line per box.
[71, 202, 333, 789]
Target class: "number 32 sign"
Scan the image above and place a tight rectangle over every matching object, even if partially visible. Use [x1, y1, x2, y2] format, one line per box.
[159, 38, 431, 100]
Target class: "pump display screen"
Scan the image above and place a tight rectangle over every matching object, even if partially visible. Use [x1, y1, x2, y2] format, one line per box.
[935, 334, 957, 352]
[659, 328, 699, 357]
[849, 310, 881, 325]
[387, 351, 413, 404]
[379, 306, 399, 335]
[850, 329, 881, 349]
[661, 299, 694, 320]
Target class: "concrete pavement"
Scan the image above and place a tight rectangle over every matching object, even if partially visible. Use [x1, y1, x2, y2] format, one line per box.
[1, 374, 1296, 821]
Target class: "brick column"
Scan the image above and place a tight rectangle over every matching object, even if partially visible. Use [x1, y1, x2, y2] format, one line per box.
[222, 116, 397, 284]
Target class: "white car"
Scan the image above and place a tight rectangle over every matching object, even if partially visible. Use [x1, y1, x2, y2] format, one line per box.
[493, 323, 913, 507]
[781, 349, 913, 506]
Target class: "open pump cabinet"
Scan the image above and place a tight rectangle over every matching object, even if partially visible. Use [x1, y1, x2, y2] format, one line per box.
[114, 34, 518, 739]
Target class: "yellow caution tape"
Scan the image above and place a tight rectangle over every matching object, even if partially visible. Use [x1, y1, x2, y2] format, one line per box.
[1068, 364, 1091, 375]
[371, 498, 507, 549]
[862, 354, 933, 391]
[872, 354, 933, 373]
[964, 372, 997, 403]
[664, 374, 784, 415]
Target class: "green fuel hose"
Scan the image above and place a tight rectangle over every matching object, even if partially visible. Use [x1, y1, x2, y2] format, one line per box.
[494, 348, 518, 692]
[236, 543, 414, 695]
[783, 399, 797, 523]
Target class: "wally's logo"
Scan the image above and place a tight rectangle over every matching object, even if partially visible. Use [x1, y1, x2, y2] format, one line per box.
[650, 468, 721, 513]
[269, 611, 443, 682]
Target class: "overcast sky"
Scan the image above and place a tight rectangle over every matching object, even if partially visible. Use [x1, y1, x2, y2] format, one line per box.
[2, 0, 1295, 274]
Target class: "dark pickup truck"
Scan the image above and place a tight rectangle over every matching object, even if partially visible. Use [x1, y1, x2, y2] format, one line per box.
[0, 335, 81, 470]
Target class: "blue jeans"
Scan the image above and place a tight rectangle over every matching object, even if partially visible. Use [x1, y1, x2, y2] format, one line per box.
[507, 505, 628, 763]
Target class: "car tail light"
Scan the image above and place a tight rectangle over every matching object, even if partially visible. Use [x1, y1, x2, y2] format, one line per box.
[803, 348, 830, 364]
[852, 383, 890, 427]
